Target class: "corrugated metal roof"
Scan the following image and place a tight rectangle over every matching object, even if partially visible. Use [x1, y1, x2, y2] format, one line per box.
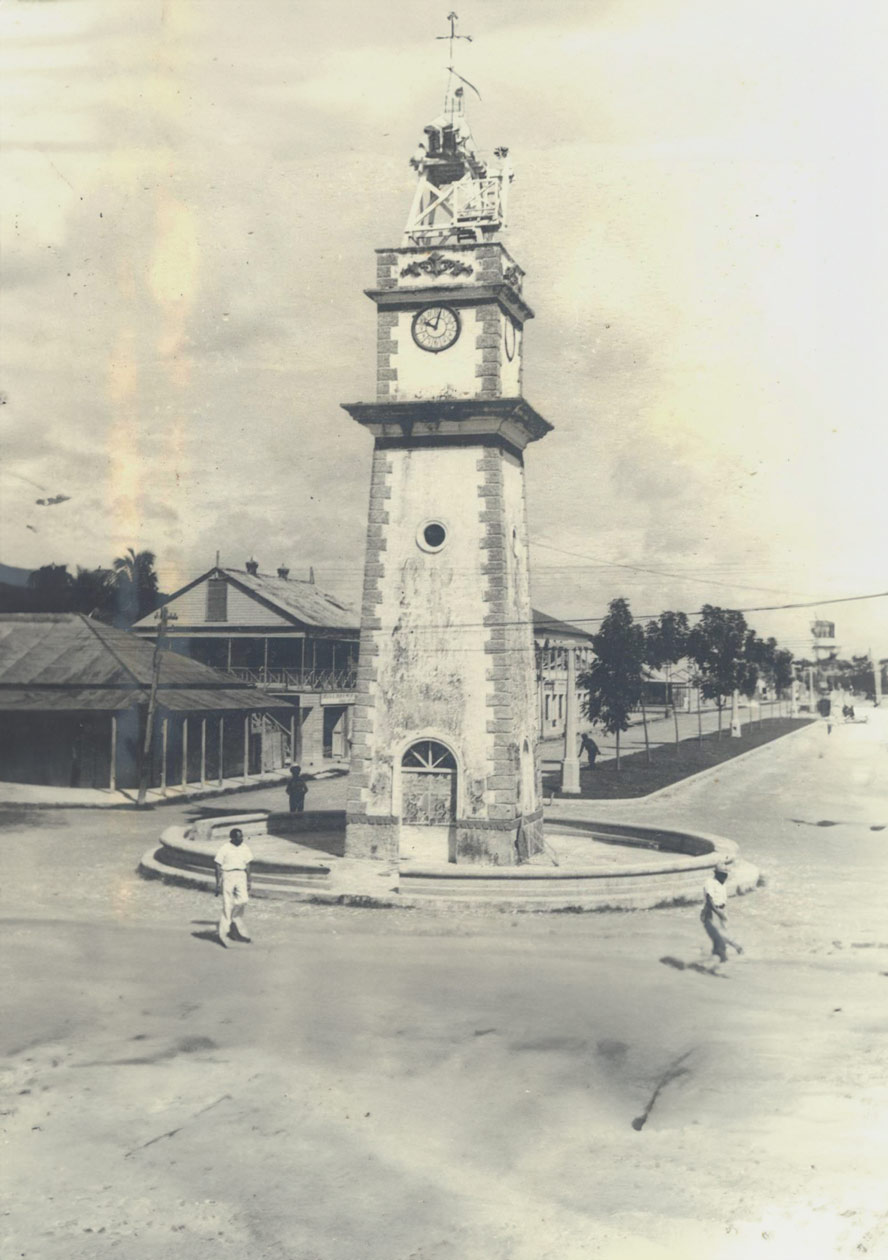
[533, 609, 594, 643]
[223, 569, 358, 630]
[0, 688, 139, 712]
[0, 614, 296, 713]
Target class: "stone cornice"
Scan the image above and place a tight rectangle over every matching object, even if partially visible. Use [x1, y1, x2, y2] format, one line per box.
[364, 282, 534, 326]
[340, 396, 553, 449]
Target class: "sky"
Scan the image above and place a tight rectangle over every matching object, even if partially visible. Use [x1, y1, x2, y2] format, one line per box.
[2, 0, 886, 657]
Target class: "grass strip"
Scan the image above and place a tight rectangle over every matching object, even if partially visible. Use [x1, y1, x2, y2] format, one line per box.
[546, 717, 815, 799]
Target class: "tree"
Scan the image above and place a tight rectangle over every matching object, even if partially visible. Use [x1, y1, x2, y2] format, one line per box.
[772, 648, 795, 713]
[578, 598, 645, 770]
[687, 605, 749, 738]
[27, 563, 74, 608]
[645, 610, 689, 752]
[112, 548, 160, 625]
[70, 567, 116, 622]
[739, 632, 766, 725]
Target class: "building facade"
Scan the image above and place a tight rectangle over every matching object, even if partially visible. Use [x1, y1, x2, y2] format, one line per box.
[0, 614, 296, 792]
[132, 562, 359, 765]
[534, 611, 595, 740]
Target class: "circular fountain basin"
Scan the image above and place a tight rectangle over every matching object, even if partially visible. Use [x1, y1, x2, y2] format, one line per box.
[139, 809, 759, 912]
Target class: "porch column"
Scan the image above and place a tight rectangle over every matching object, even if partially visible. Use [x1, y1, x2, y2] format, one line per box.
[160, 717, 168, 795]
[226, 638, 232, 671]
[289, 713, 296, 765]
[109, 714, 117, 791]
[300, 704, 324, 769]
[200, 718, 207, 785]
[218, 717, 224, 786]
[243, 715, 250, 782]
[263, 638, 269, 682]
[561, 645, 581, 794]
[181, 717, 189, 788]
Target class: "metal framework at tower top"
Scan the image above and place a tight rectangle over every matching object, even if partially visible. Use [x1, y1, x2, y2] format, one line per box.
[403, 12, 514, 247]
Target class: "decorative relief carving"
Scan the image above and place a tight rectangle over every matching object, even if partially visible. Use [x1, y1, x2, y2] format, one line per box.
[400, 251, 474, 280]
[503, 264, 523, 292]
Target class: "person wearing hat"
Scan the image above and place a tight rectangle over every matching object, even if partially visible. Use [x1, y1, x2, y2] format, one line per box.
[214, 826, 254, 948]
[700, 860, 743, 964]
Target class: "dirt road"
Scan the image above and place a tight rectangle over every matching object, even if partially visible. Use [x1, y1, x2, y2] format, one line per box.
[2, 712, 886, 1258]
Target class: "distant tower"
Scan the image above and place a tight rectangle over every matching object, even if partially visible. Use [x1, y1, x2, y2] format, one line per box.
[342, 20, 551, 866]
[811, 619, 838, 664]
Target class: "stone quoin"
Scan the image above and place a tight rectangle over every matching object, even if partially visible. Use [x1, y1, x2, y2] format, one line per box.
[342, 60, 553, 866]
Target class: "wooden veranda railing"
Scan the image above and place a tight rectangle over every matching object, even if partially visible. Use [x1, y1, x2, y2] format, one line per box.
[225, 666, 357, 693]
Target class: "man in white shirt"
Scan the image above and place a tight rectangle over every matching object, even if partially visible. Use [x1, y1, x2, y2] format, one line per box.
[700, 860, 743, 964]
[214, 827, 254, 948]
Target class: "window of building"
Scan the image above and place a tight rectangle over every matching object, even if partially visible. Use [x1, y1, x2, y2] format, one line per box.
[416, 519, 448, 553]
[557, 693, 564, 720]
[206, 578, 228, 622]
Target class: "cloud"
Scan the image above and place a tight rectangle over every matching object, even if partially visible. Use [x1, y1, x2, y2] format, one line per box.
[2, 0, 887, 651]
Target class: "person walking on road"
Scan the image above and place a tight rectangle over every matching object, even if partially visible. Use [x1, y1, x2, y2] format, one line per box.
[579, 733, 600, 770]
[214, 827, 254, 948]
[286, 764, 309, 813]
[700, 861, 743, 964]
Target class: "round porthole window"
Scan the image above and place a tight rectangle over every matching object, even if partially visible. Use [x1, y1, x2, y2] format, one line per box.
[417, 520, 448, 552]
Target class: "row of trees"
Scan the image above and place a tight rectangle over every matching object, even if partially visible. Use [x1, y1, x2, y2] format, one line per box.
[579, 598, 796, 768]
[12, 549, 161, 626]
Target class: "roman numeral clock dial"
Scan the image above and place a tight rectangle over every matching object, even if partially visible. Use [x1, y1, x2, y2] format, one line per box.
[411, 304, 460, 353]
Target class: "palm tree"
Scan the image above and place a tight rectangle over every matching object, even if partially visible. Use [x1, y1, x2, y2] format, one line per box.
[112, 548, 159, 625]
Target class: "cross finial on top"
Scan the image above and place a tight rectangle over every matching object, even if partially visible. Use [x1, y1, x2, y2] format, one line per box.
[436, 11, 472, 70]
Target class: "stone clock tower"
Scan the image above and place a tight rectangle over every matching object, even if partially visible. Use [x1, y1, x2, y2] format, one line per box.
[343, 71, 552, 867]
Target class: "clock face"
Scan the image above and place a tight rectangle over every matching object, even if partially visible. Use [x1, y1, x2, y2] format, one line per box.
[503, 317, 517, 362]
[411, 305, 460, 353]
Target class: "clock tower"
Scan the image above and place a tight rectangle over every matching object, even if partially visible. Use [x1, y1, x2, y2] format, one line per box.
[343, 47, 552, 867]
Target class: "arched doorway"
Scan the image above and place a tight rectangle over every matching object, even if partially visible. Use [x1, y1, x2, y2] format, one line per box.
[399, 739, 457, 863]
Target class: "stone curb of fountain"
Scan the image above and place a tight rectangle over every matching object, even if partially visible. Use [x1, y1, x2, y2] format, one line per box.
[547, 719, 816, 813]
[138, 821, 759, 913]
[137, 844, 759, 912]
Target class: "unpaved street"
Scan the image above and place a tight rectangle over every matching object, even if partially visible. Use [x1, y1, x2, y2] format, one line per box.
[2, 713, 887, 1259]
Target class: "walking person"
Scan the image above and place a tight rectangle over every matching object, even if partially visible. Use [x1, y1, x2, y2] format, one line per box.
[286, 764, 308, 814]
[700, 861, 743, 964]
[579, 732, 600, 770]
[214, 827, 254, 948]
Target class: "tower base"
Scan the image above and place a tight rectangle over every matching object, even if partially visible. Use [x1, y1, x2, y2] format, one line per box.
[345, 809, 545, 866]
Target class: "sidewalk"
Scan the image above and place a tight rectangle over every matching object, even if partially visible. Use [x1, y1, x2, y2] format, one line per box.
[0, 764, 347, 810]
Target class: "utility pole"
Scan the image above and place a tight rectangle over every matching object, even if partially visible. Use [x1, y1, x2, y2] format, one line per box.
[137, 606, 177, 806]
[561, 645, 581, 794]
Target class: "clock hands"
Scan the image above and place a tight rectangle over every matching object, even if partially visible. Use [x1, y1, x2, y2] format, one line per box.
[412, 305, 459, 351]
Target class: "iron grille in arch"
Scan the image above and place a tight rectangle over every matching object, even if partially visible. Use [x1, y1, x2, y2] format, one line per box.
[401, 740, 457, 771]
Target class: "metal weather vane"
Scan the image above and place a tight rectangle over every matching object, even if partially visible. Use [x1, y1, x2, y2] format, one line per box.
[402, 12, 514, 246]
[436, 11, 481, 102]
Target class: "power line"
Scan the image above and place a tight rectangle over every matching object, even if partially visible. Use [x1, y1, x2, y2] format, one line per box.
[530, 539, 821, 598]
[365, 587, 888, 635]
